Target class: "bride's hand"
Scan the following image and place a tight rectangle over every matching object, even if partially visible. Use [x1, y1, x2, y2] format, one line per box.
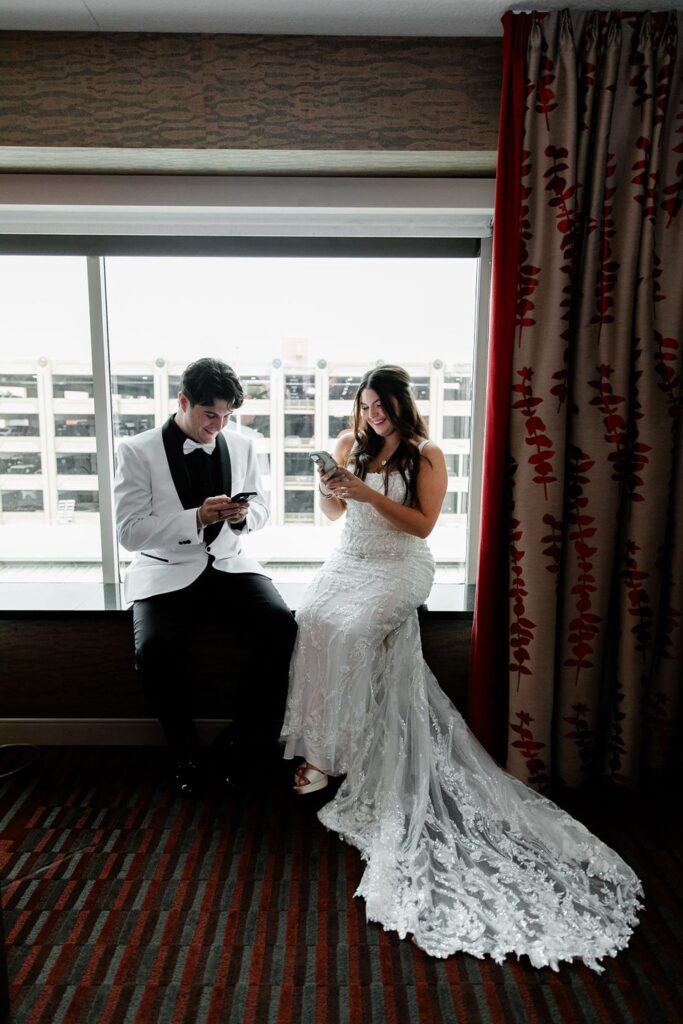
[325, 467, 372, 503]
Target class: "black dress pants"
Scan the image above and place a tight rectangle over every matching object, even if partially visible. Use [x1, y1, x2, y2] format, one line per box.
[132, 564, 297, 752]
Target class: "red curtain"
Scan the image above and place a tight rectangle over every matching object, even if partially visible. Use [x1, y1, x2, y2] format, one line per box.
[469, 11, 683, 788]
[468, 12, 533, 763]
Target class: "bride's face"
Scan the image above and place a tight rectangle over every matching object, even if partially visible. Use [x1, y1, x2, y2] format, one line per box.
[359, 388, 398, 438]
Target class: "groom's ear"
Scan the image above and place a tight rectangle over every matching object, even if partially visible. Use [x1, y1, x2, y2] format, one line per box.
[178, 391, 188, 412]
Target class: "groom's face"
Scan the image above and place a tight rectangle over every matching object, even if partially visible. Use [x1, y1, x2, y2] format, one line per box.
[177, 392, 232, 445]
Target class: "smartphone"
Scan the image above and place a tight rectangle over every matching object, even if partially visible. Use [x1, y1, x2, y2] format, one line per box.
[310, 451, 339, 474]
[230, 491, 257, 503]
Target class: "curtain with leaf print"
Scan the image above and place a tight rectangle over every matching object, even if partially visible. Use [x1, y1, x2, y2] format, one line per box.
[469, 9, 683, 789]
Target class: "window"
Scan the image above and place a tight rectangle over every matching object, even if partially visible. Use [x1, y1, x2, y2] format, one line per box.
[2, 489, 43, 512]
[444, 375, 473, 401]
[285, 490, 314, 522]
[243, 376, 270, 400]
[443, 416, 471, 440]
[445, 453, 471, 477]
[112, 375, 155, 400]
[329, 376, 361, 400]
[54, 414, 96, 437]
[53, 374, 94, 399]
[410, 377, 431, 400]
[284, 414, 315, 442]
[0, 373, 39, 399]
[285, 375, 315, 407]
[237, 414, 270, 438]
[0, 255, 103, 579]
[58, 490, 100, 512]
[0, 414, 40, 436]
[440, 491, 469, 515]
[0, 453, 42, 474]
[57, 453, 97, 475]
[285, 453, 315, 481]
[329, 415, 352, 438]
[114, 415, 155, 437]
[441, 493, 457, 515]
[0, 239, 489, 586]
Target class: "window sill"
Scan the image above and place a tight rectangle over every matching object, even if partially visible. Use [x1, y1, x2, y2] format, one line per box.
[0, 581, 475, 618]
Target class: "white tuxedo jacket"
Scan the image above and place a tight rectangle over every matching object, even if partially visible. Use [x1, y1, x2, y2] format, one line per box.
[114, 418, 270, 603]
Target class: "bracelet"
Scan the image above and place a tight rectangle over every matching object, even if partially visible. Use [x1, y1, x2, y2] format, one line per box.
[318, 483, 334, 498]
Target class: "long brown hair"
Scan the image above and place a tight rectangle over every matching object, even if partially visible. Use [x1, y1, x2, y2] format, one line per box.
[347, 365, 429, 507]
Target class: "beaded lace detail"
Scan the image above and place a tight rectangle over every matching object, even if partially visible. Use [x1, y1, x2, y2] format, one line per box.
[281, 465, 642, 970]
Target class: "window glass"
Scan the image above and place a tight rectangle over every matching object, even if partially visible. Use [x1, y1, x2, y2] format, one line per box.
[329, 376, 361, 400]
[0, 452, 42, 474]
[2, 488, 44, 511]
[0, 252, 482, 586]
[238, 414, 270, 438]
[285, 453, 315, 480]
[285, 375, 315, 407]
[58, 490, 100, 512]
[329, 415, 352, 438]
[57, 453, 97, 475]
[410, 377, 430, 400]
[112, 375, 155, 400]
[114, 415, 155, 438]
[284, 414, 315, 441]
[444, 374, 473, 401]
[441, 493, 457, 515]
[243, 376, 270, 400]
[285, 489, 314, 522]
[0, 373, 39, 398]
[53, 374, 94, 399]
[54, 414, 96, 437]
[102, 256, 478, 583]
[443, 415, 471, 440]
[0, 414, 40, 437]
[0, 256, 101, 581]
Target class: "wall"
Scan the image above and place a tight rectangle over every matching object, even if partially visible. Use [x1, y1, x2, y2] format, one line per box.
[0, 610, 471, 743]
[0, 32, 501, 175]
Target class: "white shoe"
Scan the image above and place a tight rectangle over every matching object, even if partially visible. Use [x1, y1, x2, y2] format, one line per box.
[293, 762, 328, 795]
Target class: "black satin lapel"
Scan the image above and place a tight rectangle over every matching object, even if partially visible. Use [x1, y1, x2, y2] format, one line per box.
[216, 432, 232, 498]
[161, 416, 195, 510]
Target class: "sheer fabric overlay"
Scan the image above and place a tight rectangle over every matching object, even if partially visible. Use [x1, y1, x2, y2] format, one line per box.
[280, 464, 643, 971]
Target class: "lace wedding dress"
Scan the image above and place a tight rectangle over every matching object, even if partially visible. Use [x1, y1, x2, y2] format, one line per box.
[280, 461, 642, 972]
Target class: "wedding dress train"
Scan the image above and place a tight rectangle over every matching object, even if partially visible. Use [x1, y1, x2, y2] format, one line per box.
[280, 467, 642, 971]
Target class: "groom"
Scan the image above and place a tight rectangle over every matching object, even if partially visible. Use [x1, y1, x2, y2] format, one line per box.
[114, 357, 297, 798]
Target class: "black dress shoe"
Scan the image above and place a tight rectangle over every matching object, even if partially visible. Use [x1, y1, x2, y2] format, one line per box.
[208, 743, 246, 794]
[172, 751, 203, 799]
[206, 725, 240, 790]
[211, 767, 243, 796]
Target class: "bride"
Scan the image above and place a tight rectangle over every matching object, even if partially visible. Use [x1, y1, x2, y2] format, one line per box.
[280, 365, 642, 971]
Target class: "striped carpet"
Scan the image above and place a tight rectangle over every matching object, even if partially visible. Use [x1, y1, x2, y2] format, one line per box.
[1, 746, 681, 1024]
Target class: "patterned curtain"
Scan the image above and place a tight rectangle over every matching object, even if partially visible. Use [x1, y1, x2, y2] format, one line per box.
[470, 10, 683, 789]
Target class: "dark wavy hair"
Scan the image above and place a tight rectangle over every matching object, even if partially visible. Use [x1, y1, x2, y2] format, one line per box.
[180, 358, 244, 410]
[347, 365, 429, 508]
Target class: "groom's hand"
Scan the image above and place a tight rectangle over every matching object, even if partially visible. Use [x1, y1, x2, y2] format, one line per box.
[224, 498, 250, 526]
[197, 494, 233, 528]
